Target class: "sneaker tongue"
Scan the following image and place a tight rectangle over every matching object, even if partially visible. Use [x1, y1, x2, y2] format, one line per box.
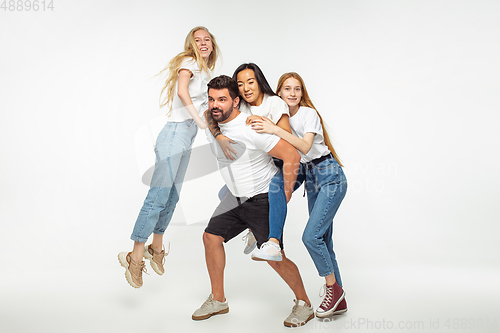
[296, 299, 307, 307]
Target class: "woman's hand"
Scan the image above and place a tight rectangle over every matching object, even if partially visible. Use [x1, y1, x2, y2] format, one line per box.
[250, 117, 279, 135]
[216, 134, 237, 160]
[245, 115, 264, 126]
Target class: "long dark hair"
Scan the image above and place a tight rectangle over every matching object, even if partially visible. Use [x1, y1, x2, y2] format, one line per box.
[232, 63, 277, 105]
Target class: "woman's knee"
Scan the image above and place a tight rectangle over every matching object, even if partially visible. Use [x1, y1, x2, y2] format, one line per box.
[302, 230, 316, 249]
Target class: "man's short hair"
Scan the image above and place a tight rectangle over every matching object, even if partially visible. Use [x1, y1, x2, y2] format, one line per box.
[207, 75, 239, 100]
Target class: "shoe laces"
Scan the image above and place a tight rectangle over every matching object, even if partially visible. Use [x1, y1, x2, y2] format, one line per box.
[291, 305, 301, 315]
[128, 253, 149, 276]
[319, 284, 334, 308]
[200, 300, 211, 310]
[141, 262, 149, 275]
[160, 242, 171, 265]
[132, 260, 149, 276]
[200, 295, 216, 309]
[291, 299, 308, 315]
[242, 231, 252, 243]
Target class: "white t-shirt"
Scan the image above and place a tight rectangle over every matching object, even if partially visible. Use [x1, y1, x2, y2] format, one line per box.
[289, 106, 330, 163]
[239, 94, 289, 124]
[205, 112, 280, 198]
[168, 57, 212, 122]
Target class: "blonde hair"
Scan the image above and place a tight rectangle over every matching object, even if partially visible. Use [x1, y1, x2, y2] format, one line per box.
[158, 26, 220, 115]
[276, 72, 343, 167]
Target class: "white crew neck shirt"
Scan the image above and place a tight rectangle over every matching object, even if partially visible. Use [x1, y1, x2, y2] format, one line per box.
[289, 106, 330, 163]
[239, 94, 289, 124]
[205, 112, 280, 198]
[167, 57, 212, 122]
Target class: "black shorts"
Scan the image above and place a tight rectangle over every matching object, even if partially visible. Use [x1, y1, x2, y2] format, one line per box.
[205, 191, 284, 249]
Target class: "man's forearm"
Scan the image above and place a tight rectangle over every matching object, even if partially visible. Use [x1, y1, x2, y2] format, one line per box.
[282, 156, 300, 199]
[204, 110, 222, 139]
[268, 139, 301, 201]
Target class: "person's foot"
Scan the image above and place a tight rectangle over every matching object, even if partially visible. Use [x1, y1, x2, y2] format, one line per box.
[251, 241, 282, 261]
[315, 282, 345, 317]
[283, 299, 314, 327]
[242, 230, 257, 254]
[143, 243, 169, 275]
[192, 294, 229, 320]
[332, 298, 348, 315]
[117, 252, 147, 288]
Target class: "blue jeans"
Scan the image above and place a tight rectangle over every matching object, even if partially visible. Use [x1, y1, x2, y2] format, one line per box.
[302, 156, 347, 284]
[267, 168, 304, 241]
[131, 119, 197, 243]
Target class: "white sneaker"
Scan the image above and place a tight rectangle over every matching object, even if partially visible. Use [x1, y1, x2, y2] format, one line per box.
[251, 241, 282, 261]
[242, 230, 257, 254]
[192, 294, 229, 320]
[284, 299, 315, 327]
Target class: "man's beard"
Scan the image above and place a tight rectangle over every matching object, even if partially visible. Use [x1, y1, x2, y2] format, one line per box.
[211, 106, 231, 123]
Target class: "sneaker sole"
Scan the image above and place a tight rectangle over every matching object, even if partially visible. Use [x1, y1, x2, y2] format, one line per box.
[315, 291, 345, 318]
[332, 307, 348, 315]
[284, 312, 315, 327]
[117, 252, 141, 288]
[143, 247, 164, 276]
[251, 253, 282, 262]
[192, 307, 229, 321]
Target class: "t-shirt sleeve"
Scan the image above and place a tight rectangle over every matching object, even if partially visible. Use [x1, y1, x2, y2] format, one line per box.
[178, 58, 198, 78]
[302, 107, 323, 137]
[252, 131, 280, 153]
[269, 97, 290, 124]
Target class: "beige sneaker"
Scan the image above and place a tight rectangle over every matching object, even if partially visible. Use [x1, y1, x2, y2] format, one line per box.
[143, 243, 169, 275]
[242, 230, 257, 254]
[118, 252, 147, 288]
[192, 294, 229, 320]
[283, 299, 315, 327]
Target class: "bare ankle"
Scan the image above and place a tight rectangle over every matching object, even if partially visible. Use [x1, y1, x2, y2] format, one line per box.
[269, 238, 280, 245]
[131, 253, 143, 263]
[212, 294, 226, 303]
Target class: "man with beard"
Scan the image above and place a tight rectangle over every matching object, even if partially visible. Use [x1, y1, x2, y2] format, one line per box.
[192, 75, 314, 328]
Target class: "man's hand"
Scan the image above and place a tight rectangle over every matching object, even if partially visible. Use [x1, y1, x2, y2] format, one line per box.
[216, 134, 237, 160]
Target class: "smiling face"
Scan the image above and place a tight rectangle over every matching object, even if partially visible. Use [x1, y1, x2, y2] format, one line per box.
[193, 29, 213, 60]
[278, 77, 302, 112]
[208, 88, 238, 123]
[236, 69, 264, 106]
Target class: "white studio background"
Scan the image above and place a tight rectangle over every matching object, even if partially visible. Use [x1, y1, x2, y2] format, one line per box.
[1, 1, 499, 332]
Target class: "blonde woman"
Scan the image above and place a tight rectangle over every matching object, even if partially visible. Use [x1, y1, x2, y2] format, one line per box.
[118, 26, 220, 288]
[250, 72, 348, 318]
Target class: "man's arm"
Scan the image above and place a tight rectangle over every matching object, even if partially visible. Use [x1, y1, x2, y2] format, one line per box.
[267, 139, 300, 203]
[204, 110, 237, 160]
[204, 109, 222, 139]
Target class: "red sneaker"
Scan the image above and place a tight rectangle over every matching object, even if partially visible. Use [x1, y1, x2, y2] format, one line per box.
[315, 282, 345, 318]
[332, 298, 348, 315]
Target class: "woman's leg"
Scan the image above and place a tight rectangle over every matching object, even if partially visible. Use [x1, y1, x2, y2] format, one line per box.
[130, 121, 197, 261]
[302, 159, 347, 316]
[267, 169, 287, 243]
[302, 159, 347, 279]
[251, 165, 306, 261]
[267, 166, 305, 243]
